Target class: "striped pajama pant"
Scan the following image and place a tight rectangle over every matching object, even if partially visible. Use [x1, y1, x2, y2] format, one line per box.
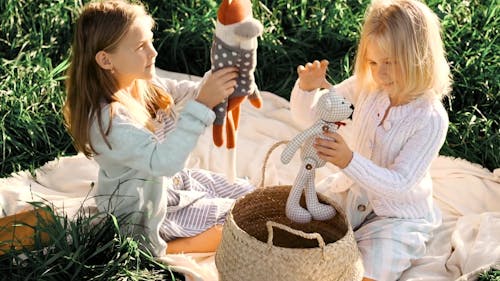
[159, 168, 254, 241]
[329, 189, 442, 281]
[354, 210, 441, 280]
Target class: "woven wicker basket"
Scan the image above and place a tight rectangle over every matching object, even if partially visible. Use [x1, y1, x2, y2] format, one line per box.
[215, 186, 364, 280]
[215, 142, 364, 281]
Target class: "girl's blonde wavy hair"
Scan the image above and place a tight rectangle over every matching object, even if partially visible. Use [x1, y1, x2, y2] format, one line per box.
[354, 0, 452, 101]
[64, 0, 171, 157]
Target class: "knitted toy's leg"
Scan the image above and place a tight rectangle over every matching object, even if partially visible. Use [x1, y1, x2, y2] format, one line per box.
[227, 97, 244, 130]
[231, 103, 241, 131]
[226, 109, 236, 149]
[226, 97, 245, 149]
[213, 125, 224, 147]
[212, 100, 228, 147]
[304, 168, 336, 221]
[286, 167, 312, 223]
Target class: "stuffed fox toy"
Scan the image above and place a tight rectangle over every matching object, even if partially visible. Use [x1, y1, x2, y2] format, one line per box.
[211, 0, 263, 149]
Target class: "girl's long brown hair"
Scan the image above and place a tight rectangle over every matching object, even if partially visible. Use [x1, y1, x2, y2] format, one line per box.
[64, 0, 171, 157]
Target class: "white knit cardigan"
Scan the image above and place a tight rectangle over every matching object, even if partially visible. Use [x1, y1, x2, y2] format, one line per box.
[290, 76, 448, 224]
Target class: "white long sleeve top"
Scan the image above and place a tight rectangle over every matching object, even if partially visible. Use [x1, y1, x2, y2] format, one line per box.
[89, 74, 214, 256]
[290, 76, 448, 221]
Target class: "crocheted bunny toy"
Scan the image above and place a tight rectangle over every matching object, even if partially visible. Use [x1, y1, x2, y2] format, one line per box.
[281, 89, 354, 223]
[211, 0, 263, 149]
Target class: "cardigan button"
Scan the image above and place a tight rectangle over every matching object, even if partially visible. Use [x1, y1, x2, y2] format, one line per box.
[357, 204, 367, 212]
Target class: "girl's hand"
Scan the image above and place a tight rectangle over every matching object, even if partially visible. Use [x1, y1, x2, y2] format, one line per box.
[297, 60, 332, 91]
[314, 131, 353, 169]
[197, 67, 239, 108]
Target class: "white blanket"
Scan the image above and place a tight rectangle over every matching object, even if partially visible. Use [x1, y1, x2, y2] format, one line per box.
[1, 69, 499, 281]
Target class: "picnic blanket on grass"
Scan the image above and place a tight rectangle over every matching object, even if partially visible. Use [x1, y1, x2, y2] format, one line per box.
[1, 69, 499, 281]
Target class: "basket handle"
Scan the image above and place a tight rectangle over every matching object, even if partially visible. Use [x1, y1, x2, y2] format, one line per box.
[266, 221, 327, 258]
[259, 141, 289, 187]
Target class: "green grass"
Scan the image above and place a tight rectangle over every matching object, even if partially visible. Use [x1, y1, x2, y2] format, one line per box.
[0, 0, 498, 278]
[0, 0, 498, 178]
[0, 0, 76, 177]
[0, 203, 183, 280]
[479, 267, 500, 281]
[150, 0, 499, 171]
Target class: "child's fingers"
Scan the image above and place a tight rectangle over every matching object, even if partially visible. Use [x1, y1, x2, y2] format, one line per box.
[320, 59, 329, 68]
[297, 65, 306, 74]
[314, 137, 336, 150]
[298, 60, 326, 74]
[219, 71, 238, 83]
[323, 132, 344, 144]
[314, 138, 344, 157]
[213, 66, 238, 74]
[315, 146, 335, 158]
[331, 132, 345, 144]
[314, 140, 342, 161]
[314, 134, 344, 152]
[224, 87, 235, 97]
[212, 66, 239, 79]
[216, 71, 239, 91]
[201, 67, 239, 102]
[223, 79, 237, 91]
[217, 78, 237, 98]
[314, 131, 352, 168]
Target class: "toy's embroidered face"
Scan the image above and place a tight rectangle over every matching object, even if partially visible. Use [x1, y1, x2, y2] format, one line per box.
[317, 90, 353, 122]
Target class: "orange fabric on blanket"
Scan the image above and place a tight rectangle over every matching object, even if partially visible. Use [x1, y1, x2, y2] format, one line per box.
[0, 208, 53, 254]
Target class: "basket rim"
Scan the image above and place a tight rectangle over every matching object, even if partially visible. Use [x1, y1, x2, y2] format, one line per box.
[226, 186, 356, 252]
[233, 185, 351, 225]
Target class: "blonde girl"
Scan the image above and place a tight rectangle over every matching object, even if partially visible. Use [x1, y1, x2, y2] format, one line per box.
[290, 0, 451, 280]
[64, 0, 254, 256]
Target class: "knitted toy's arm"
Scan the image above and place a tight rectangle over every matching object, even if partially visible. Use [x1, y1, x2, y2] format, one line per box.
[212, 99, 228, 147]
[281, 124, 322, 164]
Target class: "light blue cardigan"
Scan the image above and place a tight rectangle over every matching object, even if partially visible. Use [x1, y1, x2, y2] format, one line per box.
[89, 74, 215, 256]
